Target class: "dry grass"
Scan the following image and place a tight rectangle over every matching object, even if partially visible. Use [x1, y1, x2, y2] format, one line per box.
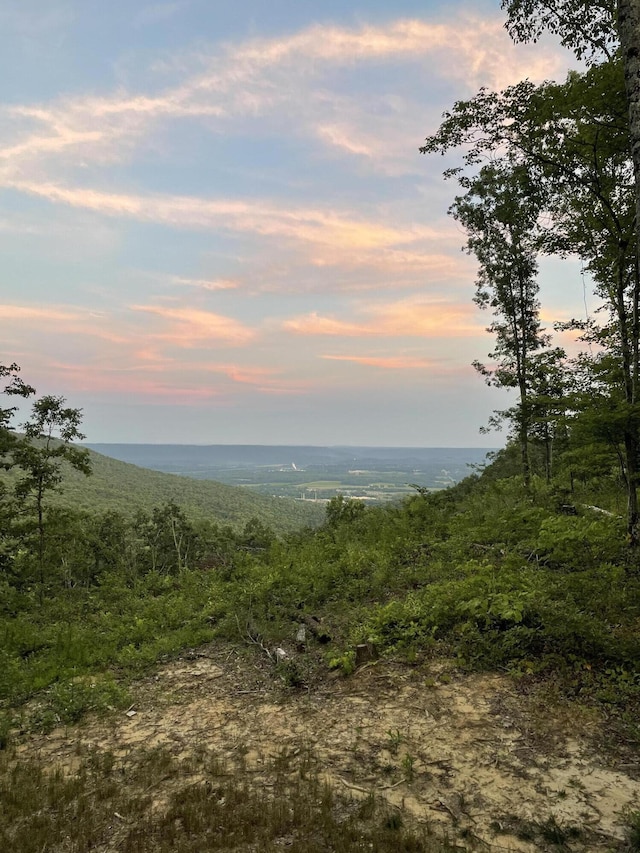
[0, 743, 456, 853]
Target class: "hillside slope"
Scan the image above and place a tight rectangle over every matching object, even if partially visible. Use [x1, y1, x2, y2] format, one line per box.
[4, 445, 325, 533]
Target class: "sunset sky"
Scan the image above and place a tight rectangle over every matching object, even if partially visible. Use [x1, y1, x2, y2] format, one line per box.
[0, 0, 586, 445]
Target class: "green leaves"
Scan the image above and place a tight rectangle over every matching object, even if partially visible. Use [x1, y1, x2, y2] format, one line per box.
[501, 0, 618, 62]
[0, 364, 35, 434]
[422, 36, 640, 536]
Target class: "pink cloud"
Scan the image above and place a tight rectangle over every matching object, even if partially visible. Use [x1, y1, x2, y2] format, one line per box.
[44, 355, 311, 401]
[319, 354, 478, 382]
[130, 304, 256, 346]
[367, 298, 481, 336]
[0, 303, 131, 351]
[307, 246, 470, 278]
[0, 15, 570, 189]
[284, 298, 482, 339]
[50, 361, 224, 403]
[0, 304, 78, 321]
[171, 276, 239, 291]
[283, 312, 374, 337]
[316, 124, 374, 157]
[222, 17, 568, 91]
[4, 178, 434, 253]
[205, 363, 311, 393]
[218, 365, 277, 385]
[322, 354, 434, 370]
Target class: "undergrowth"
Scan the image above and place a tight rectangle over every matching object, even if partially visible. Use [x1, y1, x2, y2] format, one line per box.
[1, 473, 639, 742]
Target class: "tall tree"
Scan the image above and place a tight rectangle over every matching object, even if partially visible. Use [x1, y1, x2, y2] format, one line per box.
[450, 162, 548, 488]
[527, 347, 569, 483]
[501, 0, 617, 61]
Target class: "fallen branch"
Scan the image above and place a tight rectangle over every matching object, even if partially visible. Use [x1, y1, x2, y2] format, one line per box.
[338, 776, 407, 793]
[582, 505, 620, 518]
[235, 615, 274, 663]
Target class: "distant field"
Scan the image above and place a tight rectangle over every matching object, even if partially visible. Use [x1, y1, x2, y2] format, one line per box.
[298, 481, 345, 488]
[86, 445, 495, 504]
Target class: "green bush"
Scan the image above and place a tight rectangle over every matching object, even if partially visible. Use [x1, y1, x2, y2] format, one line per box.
[30, 673, 129, 731]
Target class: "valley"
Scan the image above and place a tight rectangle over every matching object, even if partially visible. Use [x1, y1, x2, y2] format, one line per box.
[86, 445, 494, 503]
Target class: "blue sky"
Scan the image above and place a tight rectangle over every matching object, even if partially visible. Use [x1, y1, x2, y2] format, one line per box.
[0, 1, 585, 444]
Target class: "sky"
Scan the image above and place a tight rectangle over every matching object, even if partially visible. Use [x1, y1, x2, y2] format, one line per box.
[0, 0, 587, 445]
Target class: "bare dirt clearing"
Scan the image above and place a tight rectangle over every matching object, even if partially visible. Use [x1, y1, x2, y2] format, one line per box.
[18, 645, 640, 851]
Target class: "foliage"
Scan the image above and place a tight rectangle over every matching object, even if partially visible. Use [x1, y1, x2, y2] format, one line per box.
[625, 809, 640, 851]
[0, 365, 637, 754]
[0, 364, 36, 570]
[326, 495, 367, 528]
[1, 454, 637, 737]
[501, 0, 617, 62]
[422, 50, 640, 540]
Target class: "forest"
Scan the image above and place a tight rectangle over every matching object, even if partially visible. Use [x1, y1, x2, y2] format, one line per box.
[1, 0, 640, 850]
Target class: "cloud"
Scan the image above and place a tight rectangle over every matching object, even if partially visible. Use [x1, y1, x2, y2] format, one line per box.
[0, 304, 77, 321]
[47, 360, 224, 402]
[321, 354, 434, 370]
[39, 352, 310, 400]
[316, 124, 375, 158]
[366, 297, 481, 336]
[212, 17, 567, 89]
[171, 276, 239, 291]
[284, 297, 483, 339]
[207, 363, 311, 394]
[0, 303, 138, 360]
[0, 14, 572, 184]
[283, 313, 373, 337]
[0, 303, 134, 347]
[3, 177, 438, 254]
[305, 245, 469, 277]
[130, 304, 256, 345]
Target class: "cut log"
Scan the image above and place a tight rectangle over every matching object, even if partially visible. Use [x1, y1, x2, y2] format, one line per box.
[355, 643, 378, 667]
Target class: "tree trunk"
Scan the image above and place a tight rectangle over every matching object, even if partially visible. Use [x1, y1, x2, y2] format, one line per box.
[544, 422, 552, 485]
[618, 0, 640, 542]
[618, 0, 640, 235]
[37, 481, 45, 587]
[624, 431, 640, 542]
[519, 383, 532, 490]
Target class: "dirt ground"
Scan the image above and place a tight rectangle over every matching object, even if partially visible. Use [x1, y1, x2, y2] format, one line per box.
[18, 644, 640, 851]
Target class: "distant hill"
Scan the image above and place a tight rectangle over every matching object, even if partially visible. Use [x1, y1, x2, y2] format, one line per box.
[86, 444, 494, 475]
[3, 445, 326, 533]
